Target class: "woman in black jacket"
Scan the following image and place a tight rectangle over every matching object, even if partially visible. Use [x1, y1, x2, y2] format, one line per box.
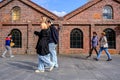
[34, 16, 54, 73]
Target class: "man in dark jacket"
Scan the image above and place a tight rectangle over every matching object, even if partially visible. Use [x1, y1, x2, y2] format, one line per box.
[48, 20, 59, 68]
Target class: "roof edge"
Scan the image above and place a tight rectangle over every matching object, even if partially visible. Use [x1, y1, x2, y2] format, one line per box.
[63, 0, 120, 20]
[63, 0, 102, 20]
[0, 0, 59, 20]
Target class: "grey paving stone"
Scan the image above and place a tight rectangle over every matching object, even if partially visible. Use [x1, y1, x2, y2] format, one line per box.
[0, 54, 120, 80]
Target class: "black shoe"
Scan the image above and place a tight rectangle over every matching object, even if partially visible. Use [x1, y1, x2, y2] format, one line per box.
[107, 59, 112, 61]
[94, 58, 99, 61]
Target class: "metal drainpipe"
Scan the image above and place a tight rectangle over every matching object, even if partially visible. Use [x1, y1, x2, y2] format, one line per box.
[89, 24, 92, 53]
[26, 24, 29, 54]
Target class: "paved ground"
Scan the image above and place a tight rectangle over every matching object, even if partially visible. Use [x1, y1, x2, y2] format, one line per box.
[0, 54, 120, 80]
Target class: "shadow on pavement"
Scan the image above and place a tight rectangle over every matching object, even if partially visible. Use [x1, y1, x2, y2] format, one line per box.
[8, 61, 37, 71]
[59, 54, 88, 60]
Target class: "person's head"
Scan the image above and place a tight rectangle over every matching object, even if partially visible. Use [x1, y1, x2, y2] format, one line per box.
[41, 16, 47, 23]
[101, 32, 106, 36]
[93, 32, 97, 36]
[40, 16, 48, 29]
[47, 20, 53, 26]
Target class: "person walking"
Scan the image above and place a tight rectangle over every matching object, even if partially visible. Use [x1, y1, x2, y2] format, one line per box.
[1, 33, 14, 58]
[47, 20, 59, 68]
[86, 32, 98, 58]
[34, 16, 54, 73]
[95, 32, 112, 61]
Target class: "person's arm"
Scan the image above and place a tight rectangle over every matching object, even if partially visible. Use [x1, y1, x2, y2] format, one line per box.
[57, 26, 61, 31]
[92, 37, 96, 42]
[34, 31, 40, 36]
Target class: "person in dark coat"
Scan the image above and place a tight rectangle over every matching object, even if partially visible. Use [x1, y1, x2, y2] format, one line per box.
[34, 16, 54, 73]
[86, 32, 98, 58]
[47, 20, 59, 68]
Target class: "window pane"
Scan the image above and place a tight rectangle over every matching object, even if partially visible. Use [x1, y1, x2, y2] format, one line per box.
[11, 29, 22, 48]
[12, 6, 20, 21]
[103, 6, 113, 19]
[70, 28, 83, 48]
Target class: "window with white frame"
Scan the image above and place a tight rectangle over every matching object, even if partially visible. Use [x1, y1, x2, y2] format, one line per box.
[103, 5, 113, 19]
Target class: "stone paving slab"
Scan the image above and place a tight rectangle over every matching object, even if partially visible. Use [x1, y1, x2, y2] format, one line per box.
[0, 54, 120, 80]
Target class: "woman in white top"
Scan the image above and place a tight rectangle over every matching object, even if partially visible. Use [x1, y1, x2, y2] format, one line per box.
[95, 32, 112, 61]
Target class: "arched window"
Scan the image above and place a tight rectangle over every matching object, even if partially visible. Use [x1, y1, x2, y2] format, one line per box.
[11, 29, 22, 48]
[104, 28, 116, 49]
[12, 6, 21, 21]
[70, 28, 83, 48]
[103, 5, 113, 19]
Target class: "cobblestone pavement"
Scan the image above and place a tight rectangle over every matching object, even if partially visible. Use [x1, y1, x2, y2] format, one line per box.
[0, 54, 120, 80]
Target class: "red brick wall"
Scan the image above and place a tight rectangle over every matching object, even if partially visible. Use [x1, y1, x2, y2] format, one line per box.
[67, 0, 120, 21]
[27, 24, 41, 54]
[0, 25, 28, 54]
[0, 0, 120, 55]
[59, 25, 90, 54]
[91, 25, 120, 54]
[0, 0, 46, 23]
[60, 0, 120, 54]
[0, 0, 54, 55]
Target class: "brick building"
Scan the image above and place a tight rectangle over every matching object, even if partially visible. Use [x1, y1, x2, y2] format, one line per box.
[0, 0, 59, 54]
[0, 0, 120, 55]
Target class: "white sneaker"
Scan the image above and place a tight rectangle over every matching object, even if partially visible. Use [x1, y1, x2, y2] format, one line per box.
[2, 55, 6, 58]
[10, 55, 14, 58]
[49, 64, 55, 71]
[35, 70, 44, 73]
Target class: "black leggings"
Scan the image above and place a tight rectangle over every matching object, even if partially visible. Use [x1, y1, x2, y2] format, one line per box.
[89, 47, 98, 56]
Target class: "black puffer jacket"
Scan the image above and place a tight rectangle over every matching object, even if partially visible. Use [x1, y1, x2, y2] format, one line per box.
[34, 29, 50, 56]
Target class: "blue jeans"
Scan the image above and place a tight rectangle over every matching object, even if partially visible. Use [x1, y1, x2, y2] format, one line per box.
[38, 54, 54, 71]
[97, 47, 112, 59]
[49, 43, 58, 67]
[2, 46, 13, 56]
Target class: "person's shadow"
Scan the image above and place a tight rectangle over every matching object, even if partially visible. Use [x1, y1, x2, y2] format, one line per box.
[61, 54, 87, 59]
[8, 61, 37, 72]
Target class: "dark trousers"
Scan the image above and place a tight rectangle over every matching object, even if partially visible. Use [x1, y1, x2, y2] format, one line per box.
[89, 47, 98, 57]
